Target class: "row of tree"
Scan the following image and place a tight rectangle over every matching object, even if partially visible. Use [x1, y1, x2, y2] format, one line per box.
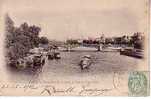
[105, 33, 144, 49]
[66, 32, 144, 49]
[5, 14, 49, 61]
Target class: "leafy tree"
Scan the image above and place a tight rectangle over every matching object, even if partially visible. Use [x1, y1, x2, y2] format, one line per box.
[39, 37, 49, 44]
[5, 14, 44, 61]
[131, 32, 144, 49]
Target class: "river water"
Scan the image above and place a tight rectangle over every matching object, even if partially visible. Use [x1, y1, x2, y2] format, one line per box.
[6, 49, 143, 83]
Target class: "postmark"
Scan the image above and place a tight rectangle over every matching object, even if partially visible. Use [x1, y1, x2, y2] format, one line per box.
[128, 71, 148, 96]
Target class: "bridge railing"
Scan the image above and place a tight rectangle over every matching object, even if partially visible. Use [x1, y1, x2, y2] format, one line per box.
[60, 43, 104, 51]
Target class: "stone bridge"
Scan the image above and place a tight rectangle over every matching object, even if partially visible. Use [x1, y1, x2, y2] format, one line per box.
[62, 43, 104, 51]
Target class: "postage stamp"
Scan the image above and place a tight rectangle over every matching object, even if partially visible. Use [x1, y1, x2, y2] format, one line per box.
[128, 71, 149, 96]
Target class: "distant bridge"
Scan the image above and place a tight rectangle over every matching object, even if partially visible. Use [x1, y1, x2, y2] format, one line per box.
[62, 43, 104, 51]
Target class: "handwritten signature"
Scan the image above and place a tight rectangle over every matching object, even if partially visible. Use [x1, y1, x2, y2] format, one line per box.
[0, 71, 124, 95]
[40, 85, 75, 95]
[40, 85, 112, 96]
[78, 86, 112, 96]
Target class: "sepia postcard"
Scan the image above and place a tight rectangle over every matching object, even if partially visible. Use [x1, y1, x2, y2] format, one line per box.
[0, 0, 150, 96]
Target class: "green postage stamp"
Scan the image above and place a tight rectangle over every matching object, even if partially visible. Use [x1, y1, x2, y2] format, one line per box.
[128, 71, 149, 96]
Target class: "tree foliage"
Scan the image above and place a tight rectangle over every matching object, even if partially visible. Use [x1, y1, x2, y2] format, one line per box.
[5, 14, 42, 60]
[39, 37, 49, 44]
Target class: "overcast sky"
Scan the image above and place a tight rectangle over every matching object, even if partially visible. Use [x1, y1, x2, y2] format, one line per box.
[1, 0, 149, 41]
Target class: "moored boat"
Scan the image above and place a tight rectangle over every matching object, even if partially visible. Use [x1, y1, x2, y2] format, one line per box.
[120, 48, 144, 58]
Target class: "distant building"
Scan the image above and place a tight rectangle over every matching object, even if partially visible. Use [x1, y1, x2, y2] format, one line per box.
[105, 37, 114, 44]
[95, 34, 106, 44]
[77, 39, 83, 44]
